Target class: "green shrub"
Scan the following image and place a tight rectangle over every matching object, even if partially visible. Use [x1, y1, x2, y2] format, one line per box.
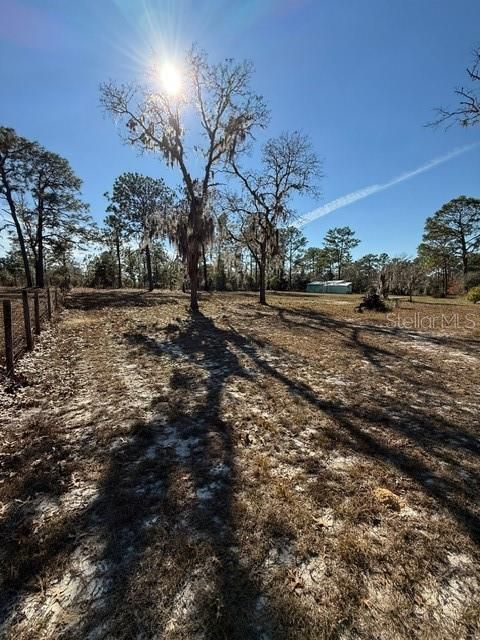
[467, 285, 480, 304]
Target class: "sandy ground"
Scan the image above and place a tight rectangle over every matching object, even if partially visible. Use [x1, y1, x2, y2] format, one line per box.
[0, 289, 479, 639]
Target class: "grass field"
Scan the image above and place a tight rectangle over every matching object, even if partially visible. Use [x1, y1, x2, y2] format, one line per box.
[1, 289, 479, 639]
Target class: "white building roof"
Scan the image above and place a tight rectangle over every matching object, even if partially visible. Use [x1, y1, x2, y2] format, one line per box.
[309, 280, 352, 286]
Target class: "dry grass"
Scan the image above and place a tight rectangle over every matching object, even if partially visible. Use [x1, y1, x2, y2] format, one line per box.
[0, 288, 51, 372]
[0, 288, 479, 639]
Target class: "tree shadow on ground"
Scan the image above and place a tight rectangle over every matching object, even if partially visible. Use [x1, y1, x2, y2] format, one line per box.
[86, 309, 480, 635]
[237, 304, 450, 394]
[2, 312, 279, 638]
[217, 319, 480, 547]
[268, 302, 480, 356]
[28, 310, 320, 639]
[64, 290, 185, 311]
[0, 415, 80, 624]
[182, 302, 480, 548]
[2, 303, 479, 638]
[76, 311, 273, 639]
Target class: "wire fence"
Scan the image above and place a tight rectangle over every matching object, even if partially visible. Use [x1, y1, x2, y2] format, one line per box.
[0, 287, 63, 377]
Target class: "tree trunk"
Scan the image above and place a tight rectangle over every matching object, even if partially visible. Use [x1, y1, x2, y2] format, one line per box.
[457, 229, 468, 290]
[1, 169, 33, 287]
[462, 255, 469, 290]
[259, 246, 267, 305]
[35, 211, 45, 288]
[145, 244, 154, 291]
[35, 253, 44, 288]
[188, 197, 202, 312]
[288, 249, 292, 289]
[16, 219, 32, 287]
[115, 233, 122, 288]
[190, 270, 199, 311]
[201, 242, 209, 292]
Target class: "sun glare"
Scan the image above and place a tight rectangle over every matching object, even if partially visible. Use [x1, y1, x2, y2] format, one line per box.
[160, 62, 182, 96]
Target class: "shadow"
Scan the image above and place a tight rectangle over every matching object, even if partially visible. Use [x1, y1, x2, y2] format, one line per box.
[266, 302, 480, 361]
[216, 321, 480, 546]
[167, 300, 480, 549]
[0, 415, 77, 621]
[2, 312, 278, 637]
[2, 300, 479, 637]
[64, 289, 185, 311]
[240, 304, 448, 397]
[72, 311, 278, 639]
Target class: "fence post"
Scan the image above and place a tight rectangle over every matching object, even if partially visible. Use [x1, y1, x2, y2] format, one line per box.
[22, 289, 33, 351]
[3, 300, 14, 376]
[34, 291, 41, 335]
[46, 287, 52, 320]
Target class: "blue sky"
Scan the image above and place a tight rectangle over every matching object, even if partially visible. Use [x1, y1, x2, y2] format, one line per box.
[1, 0, 479, 259]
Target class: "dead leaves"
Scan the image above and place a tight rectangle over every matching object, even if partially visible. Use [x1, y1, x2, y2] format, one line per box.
[372, 487, 405, 512]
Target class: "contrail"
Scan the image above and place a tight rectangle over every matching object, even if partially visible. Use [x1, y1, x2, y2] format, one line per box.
[298, 142, 480, 227]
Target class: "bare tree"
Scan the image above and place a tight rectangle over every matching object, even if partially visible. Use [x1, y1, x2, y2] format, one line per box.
[379, 257, 425, 301]
[432, 46, 480, 128]
[225, 132, 321, 304]
[100, 47, 268, 310]
[404, 259, 426, 302]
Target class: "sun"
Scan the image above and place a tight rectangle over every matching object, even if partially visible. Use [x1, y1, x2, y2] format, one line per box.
[160, 62, 182, 96]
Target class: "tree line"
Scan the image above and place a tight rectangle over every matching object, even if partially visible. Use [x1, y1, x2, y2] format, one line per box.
[0, 127, 94, 289]
[3, 174, 479, 301]
[1, 45, 479, 306]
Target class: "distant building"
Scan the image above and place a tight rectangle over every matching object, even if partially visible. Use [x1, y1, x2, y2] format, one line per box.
[306, 280, 353, 294]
